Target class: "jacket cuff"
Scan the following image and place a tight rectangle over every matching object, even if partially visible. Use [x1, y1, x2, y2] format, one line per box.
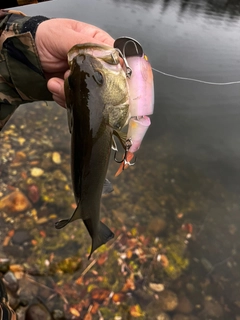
[1, 13, 52, 102]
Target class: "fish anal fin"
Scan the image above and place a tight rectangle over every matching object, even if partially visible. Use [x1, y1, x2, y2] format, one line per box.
[55, 201, 86, 229]
[88, 221, 114, 259]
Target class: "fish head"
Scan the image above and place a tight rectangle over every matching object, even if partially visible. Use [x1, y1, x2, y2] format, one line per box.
[66, 44, 130, 130]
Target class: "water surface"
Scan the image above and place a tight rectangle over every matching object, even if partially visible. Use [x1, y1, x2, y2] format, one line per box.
[1, 0, 240, 319]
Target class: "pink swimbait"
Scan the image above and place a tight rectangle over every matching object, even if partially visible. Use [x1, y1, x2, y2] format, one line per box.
[114, 38, 154, 175]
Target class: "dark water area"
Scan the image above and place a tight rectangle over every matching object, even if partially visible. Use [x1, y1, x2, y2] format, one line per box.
[1, 0, 240, 319]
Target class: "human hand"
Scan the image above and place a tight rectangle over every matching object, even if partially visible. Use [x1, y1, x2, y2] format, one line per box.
[35, 18, 114, 107]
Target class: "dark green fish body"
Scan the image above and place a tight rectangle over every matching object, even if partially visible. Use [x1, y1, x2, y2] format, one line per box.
[55, 45, 129, 258]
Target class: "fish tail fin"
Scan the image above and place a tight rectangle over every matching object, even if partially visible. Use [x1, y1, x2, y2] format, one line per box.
[55, 202, 82, 229]
[87, 220, 114, 259]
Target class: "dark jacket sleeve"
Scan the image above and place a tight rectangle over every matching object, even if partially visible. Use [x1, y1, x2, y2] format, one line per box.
[0, 9, 53, 130]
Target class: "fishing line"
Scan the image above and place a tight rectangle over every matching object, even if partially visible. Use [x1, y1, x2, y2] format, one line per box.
[152, 67, 240, 86]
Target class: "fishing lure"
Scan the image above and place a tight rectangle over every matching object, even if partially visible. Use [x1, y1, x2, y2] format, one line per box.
[113, 37, 154, 175]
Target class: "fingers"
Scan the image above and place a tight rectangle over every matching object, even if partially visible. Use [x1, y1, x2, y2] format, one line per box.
[47, 77, 65, 108]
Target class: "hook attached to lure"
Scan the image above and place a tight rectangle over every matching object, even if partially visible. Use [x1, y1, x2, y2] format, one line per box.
[114, 37, 144, 78]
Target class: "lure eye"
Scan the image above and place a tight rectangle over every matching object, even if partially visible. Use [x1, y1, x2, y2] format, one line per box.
[93, 71, 104, 85]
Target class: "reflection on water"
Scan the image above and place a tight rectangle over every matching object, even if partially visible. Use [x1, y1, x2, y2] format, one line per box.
[114, 0, 240, 20]
[1, 0, 240, 319]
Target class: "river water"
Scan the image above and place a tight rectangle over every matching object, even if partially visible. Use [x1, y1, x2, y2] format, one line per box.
[1, 0, 240, 319]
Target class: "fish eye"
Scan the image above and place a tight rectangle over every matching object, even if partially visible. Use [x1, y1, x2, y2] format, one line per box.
[93, 71, 104, 85]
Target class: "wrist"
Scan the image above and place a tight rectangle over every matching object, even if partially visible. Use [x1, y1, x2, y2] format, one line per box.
[21, 15, 49, 38]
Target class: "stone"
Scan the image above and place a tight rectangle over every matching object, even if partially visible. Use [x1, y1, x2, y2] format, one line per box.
[52, 152, 61, 164]
[0, 191, 31, 213]
[30, 167, 44, 177]
[176, 295, 193, 314]
[158, 290, 178, 312]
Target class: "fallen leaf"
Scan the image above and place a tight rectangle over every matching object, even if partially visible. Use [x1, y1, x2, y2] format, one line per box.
[90, 288, 110, 302]
[69, 307, 80, 317]
[130, 305, 144, 317]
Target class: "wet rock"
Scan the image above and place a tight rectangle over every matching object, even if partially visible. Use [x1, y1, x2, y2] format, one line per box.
[6, 288, 20, 310]
[52, 170, 67, 181]
[30, 167, 44, 177]
[52, 152, 61, 164]
[148, 217, 167, 235]
[4, 271, 19, 292]
[158, 290, 178, 312]
[173, 316, 198, 320]
[0, 191, 32, 212]
[203, 298, 223, 318]
[149, 282, 165, 292]
[52, 309, 65, 320]
[25, 301, 52, 320]
[176, 295, 193, 314]
[11, 229, 32, 245]
[156, 312, 171, 320]
[27, 184, 40, 203]
[0, 258, 10, 273]
[16, 305, 28, 320]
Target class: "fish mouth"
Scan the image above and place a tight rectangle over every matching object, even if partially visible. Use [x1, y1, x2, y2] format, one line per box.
[67, 43, 121, 67]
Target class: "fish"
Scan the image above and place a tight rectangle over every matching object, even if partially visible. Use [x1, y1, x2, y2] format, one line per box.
[55, 44, 129, 258]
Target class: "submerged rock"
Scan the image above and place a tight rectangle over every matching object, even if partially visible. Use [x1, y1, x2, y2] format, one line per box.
[30, 167, 44, 177]
[0, 191, 31, 212]
[158, 290, 178, 312]
[25, 301, 52, 320]
[176, 295, 193, 314]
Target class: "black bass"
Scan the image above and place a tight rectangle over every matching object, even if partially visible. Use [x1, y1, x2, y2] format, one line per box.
[55, 44, 129, 258]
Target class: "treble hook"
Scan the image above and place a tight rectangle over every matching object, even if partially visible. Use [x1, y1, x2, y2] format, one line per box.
[115, 48, 132, 78]
[113, 138, 136, 166]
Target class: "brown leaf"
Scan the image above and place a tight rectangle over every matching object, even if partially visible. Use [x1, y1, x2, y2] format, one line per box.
[90, 302, 99, 314]
[97, 252, 108, 266]
[122, 276, 135, 292]
[90, 288, 110, 302]
[84, 312, 92, 320]
[112, 293, 125, 304]
[69, 307, 80, 317]
[130, 305, 143, 317]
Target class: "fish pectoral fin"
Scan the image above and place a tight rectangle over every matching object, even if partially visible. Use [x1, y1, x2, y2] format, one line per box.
[55, 201, 83, 229]
[87, 221, 114, 259]
[102, 178, 114, 194]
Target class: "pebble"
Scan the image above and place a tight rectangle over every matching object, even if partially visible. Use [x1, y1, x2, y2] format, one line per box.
[156, 312, 171, 320]
[52, 309, 65, 320]
[52, 152, 61, 164]
[25, 301, 52, 320]
[176, 295, 193, 314]
[0, 191, 32, 212]
[30, 167, 44, 177]
[12, 229, 32, 245]
[0, 258, 10, 273]
[172, 315, 198, 320]
[158, 290, 179, 312]
[4, 271, 19, 292]
[149, 282, 165, 292]
[203, 298, 223, 318]
[148, 217, 167, 235]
